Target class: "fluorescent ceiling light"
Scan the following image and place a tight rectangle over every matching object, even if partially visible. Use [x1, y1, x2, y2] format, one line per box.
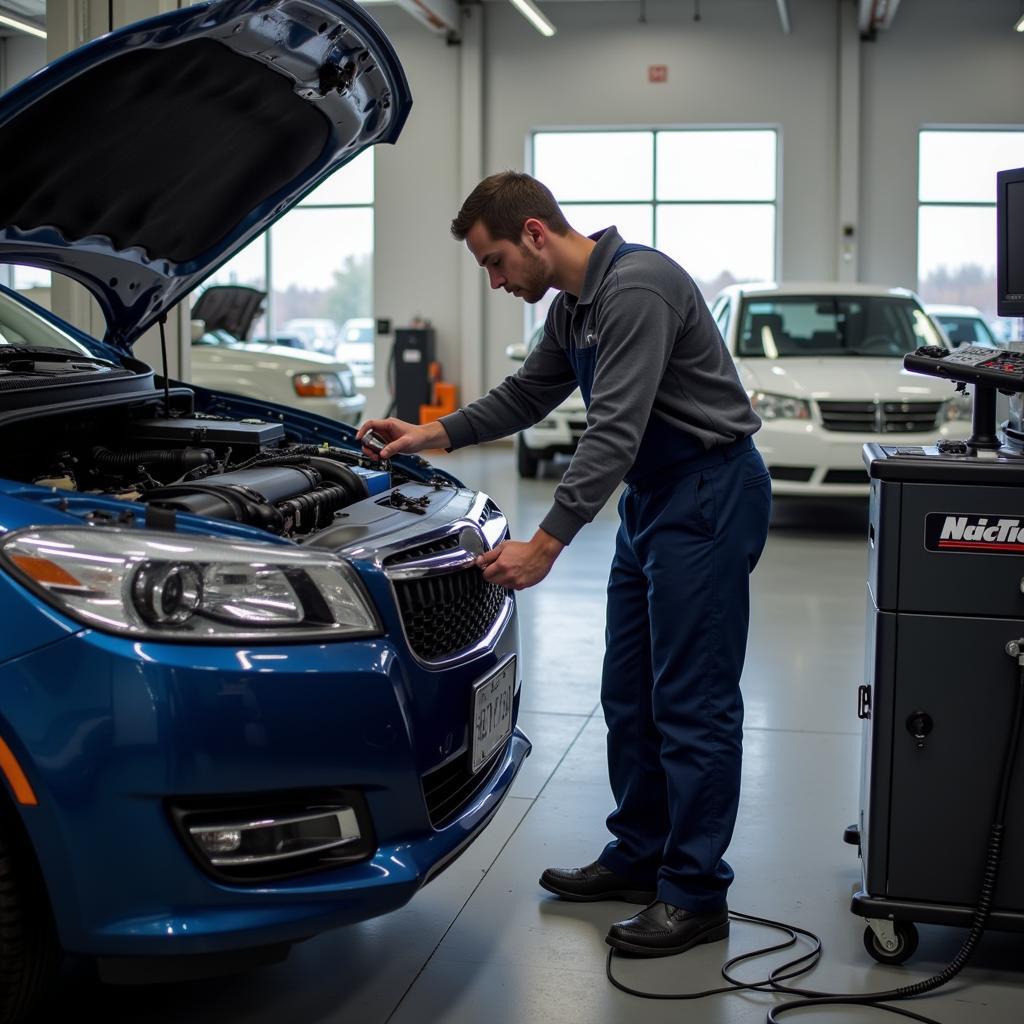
[508, 0, 556, 37]
[1016, 13, 1024, 32]
[0, 12, 46, 38]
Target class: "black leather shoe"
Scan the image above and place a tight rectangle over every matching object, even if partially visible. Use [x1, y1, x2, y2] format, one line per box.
[539, 861, 657, 904]
[606, 901, 729, 957]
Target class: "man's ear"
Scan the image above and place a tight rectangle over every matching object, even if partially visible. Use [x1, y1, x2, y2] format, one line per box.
[522, 217, 547, 250]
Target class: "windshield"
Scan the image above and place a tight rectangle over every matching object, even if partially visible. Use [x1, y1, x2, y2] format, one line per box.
[0, 288, 92, 355]
[933, 314, 997, 349]
[737, 295, 945, 358]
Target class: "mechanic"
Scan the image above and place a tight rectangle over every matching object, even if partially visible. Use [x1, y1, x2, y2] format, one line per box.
[357, 171, 772, 958]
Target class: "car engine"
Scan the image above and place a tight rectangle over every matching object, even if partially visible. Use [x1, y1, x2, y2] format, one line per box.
[4, 405, 416, 539]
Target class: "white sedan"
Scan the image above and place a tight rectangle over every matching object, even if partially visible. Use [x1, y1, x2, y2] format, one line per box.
[710, 282, 971, 496]
[189, 285, 365, 424]
[191, 330, 365, 425]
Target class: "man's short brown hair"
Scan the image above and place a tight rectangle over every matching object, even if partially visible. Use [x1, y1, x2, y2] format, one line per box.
[451, 171, 571, 242]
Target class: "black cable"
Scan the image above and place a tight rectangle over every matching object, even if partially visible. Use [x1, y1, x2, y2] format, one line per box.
[607, 661, 1024, 1024]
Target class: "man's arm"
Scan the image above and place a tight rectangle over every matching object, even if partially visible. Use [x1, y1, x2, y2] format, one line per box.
[439, 329, 578, 450]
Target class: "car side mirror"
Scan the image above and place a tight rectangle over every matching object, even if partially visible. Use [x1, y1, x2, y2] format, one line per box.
[190, 318, 206, 343]
[505, 343, 527, 362]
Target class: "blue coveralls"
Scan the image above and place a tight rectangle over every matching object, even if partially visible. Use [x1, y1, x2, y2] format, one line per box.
[565, 244, 772, 913]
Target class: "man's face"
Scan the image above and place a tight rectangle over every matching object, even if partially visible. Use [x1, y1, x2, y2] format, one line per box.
[465, 221, 551, 304]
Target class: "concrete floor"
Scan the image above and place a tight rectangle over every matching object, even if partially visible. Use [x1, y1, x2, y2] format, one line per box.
[55, 444, 1024, 1023]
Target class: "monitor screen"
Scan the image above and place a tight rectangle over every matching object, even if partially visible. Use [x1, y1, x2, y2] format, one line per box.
[998, 167, 1024, 316]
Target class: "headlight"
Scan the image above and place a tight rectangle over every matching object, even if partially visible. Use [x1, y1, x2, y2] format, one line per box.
[292, 372, 343, 397]
[750, 391, 811, 421]
[943, 393, 972, 422]
[0, 528, 381, 642]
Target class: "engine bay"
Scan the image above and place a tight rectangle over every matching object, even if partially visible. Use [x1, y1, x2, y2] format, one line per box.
[4, 399, 440, 539]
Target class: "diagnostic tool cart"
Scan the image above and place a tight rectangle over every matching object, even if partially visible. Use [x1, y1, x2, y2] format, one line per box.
[851, 166, 1024, 965]
[854, 344, 1024, 963]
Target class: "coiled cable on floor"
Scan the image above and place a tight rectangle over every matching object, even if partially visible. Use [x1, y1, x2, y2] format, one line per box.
[607, 660, 1024, 1024]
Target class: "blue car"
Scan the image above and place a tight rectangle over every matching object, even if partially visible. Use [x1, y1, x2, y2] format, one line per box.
[0, 1, 529, 1018]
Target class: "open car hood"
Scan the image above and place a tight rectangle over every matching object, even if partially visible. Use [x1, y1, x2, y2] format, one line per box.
[0, 0, 410, 351]
[192, 285, 267, 339]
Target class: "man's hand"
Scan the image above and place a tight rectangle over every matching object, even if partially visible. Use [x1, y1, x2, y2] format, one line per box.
[355, 418, 451, 460]
[476, 529, 565, 591]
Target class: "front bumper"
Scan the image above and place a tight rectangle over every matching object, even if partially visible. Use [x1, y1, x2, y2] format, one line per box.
[0, 609, 527, 960]
[757, 419, 972, 496]
[301, 393, 366, 425]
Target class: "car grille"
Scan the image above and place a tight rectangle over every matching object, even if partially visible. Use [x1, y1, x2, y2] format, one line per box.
[768, 465, 814, 482]
[422, 722, 516, 829]
[817, 400, 943, 433]
[823, 469, 868, 485]
[393, 569, 507, 661]
[384, 524, 510, 663]
[384, 534, 461, 567]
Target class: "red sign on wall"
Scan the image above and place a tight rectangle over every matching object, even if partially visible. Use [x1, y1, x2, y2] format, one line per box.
[648, 65, 668, 83]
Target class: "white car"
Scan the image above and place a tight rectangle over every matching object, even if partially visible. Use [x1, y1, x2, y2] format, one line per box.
[191, 286, 365, 424]
[925, 304, 999, 348]
[506, 323, 587, 478]
[710, 283, 971, 496]
[280, 316, 339, 354]
[336, 316, 376, 385]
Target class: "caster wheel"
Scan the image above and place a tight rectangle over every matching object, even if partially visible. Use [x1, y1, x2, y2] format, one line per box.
[863, 921, 918, 965]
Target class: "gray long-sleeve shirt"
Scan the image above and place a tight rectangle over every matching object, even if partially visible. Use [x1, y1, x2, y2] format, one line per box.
[440, 227, 761, 545]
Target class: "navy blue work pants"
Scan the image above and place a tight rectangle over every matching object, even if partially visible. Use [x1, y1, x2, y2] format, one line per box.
[596, 441, 771, 912]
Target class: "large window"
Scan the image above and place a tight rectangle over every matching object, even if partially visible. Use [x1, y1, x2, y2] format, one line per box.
[530, 128, 778, 323]
[918, 129, 1024, 333]
[201, 149, 375, 383]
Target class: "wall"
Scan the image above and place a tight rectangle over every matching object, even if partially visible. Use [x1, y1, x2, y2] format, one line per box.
[860, 0, 1024, 290]
[0, 34, 46, 91]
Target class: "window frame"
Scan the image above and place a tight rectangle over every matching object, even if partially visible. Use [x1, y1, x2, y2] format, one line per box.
[528, 125, 781, 327]
[916, 125, 1024, 321]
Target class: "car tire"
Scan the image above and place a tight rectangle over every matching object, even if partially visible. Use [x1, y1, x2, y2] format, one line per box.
[0, 827, 60, 1024]
[516, 436, 540, 479]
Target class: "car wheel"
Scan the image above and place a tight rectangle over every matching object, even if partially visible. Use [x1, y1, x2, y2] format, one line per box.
[516, 436, 540, 479]
[0, 828, 60, 1024]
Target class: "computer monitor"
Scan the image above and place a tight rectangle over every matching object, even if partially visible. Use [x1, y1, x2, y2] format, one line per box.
[997, 166, 1024, 317]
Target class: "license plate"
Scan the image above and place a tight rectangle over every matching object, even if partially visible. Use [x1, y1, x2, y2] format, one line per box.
[470, 657, 516, 773]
